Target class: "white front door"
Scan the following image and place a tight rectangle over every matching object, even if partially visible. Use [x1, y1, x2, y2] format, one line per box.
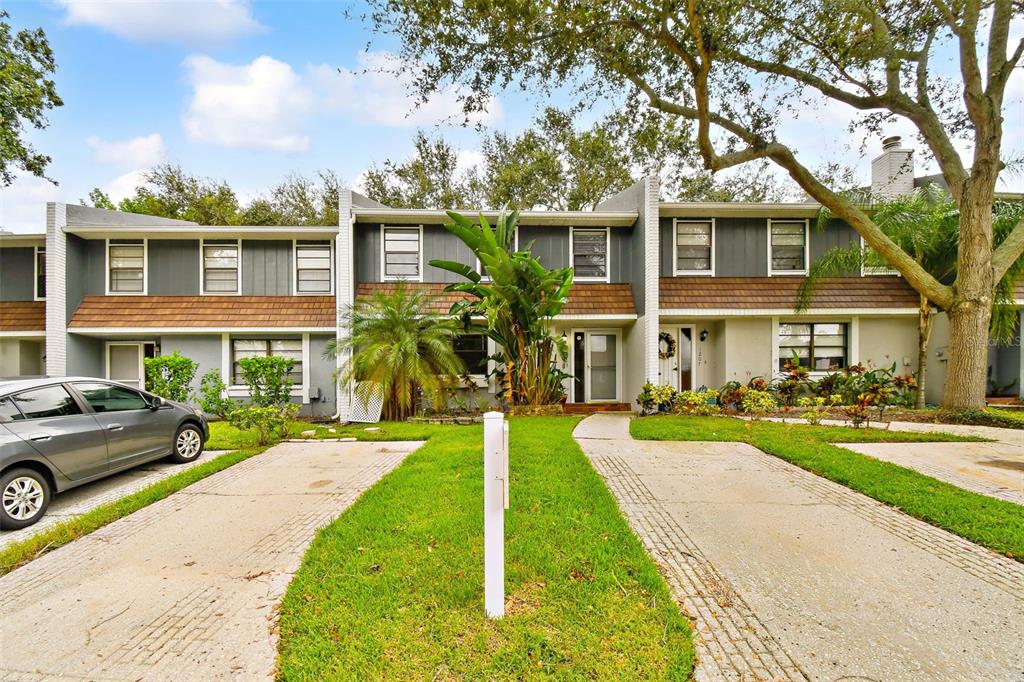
[585, 331, 620, 402]
[107, 343, 143, 389]
[658, 326, 680, 390]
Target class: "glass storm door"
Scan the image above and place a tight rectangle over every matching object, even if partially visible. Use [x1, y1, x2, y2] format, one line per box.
[585, 332, 619, 402]
[108, 344, 143, 388]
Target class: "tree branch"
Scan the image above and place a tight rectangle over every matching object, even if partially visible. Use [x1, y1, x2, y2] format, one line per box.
[992, 218, 1024, 283]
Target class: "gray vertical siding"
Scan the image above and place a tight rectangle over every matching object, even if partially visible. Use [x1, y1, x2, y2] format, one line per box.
[354, 223, 380, 282]
[65, 236, 105, 320]
[242, 240, 292, 295]
[608, 227, 633, 283]
[519, 226, 569, 269]
[423, 225, 475, 282]
[810, 219, 860, 274]
[716, 218, 769, 276]
[148, 240, 200, 295]
[0, 248, 36, 301]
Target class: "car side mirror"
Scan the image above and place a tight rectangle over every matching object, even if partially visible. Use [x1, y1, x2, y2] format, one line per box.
[150, 396, 166, 411]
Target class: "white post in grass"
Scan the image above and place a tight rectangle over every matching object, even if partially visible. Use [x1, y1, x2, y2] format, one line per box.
[483, 411, 509, 619]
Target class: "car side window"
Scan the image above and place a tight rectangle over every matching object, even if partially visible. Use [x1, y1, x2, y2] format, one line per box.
[74, 383, 150, 413]
[11, 385, 84, 420]
[0, 397, 24, 422]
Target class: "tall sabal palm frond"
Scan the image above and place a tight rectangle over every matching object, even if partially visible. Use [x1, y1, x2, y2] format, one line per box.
[800, 184, 1022, 406]
[326, 284, 466, 420]
[430, 208, 573, 405]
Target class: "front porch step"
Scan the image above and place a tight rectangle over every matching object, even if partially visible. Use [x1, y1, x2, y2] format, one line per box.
[563, 402, 634, 414]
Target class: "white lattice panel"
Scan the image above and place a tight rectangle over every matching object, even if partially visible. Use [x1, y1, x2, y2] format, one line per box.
[347, 383, 384, 423]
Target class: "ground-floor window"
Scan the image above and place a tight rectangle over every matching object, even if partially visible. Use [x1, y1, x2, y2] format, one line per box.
[778, 322, 847, 371]
[232, 338, 303, 385]
[453, 334, 488, 375]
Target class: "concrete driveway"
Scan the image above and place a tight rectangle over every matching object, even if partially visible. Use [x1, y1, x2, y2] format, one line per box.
[0, 451, 227, 551]
[576, 414, 1024, 682]
[840, 421, 1023, 505]
[0, 439, 420, 681]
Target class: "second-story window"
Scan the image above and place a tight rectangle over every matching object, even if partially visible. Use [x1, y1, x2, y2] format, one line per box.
[108, 239, 145, 294]
[201, 240, 240, 294]
[769, 220, 808, 275]
[674, 220, 714, 274]
[295, 241, 333, 293]
[35, 246, 45, 299]
[382, 226, 421, 280]
[571, 227, 608, 281]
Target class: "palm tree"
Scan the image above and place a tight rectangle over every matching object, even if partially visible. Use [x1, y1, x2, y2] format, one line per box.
[799, 185, 1024, 408]
[326, 284, 466, 420]
[430, 209, 573, 405]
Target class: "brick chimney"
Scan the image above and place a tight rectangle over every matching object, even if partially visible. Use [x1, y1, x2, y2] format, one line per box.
[871, 136, 914, 199]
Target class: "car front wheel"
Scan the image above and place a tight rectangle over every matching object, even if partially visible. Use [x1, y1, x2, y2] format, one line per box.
[1, 468, 51, 530]
[169, 424, 204, 464]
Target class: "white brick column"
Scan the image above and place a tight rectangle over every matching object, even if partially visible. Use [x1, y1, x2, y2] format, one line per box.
[643, 176, 661, 385]
[45, 202, 67, 377]
[335, 189, 355, 421]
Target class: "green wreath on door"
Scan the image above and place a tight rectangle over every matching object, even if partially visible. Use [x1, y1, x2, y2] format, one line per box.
[658, 331, 677, 360]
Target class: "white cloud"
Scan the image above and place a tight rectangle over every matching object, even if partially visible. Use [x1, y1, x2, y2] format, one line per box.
[103, 169, 149, 202]
[58, 0, 265, 44]
[182, 55, 314, 153]
[87, 133, 166, 167]
[0, 173, 60, 234]
[456, 149, 485, 175]
[180, 51, 504, 154]
[311, 51, 503, 128]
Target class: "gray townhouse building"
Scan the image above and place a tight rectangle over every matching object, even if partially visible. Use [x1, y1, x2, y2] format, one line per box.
[1, 140, 1021, 413]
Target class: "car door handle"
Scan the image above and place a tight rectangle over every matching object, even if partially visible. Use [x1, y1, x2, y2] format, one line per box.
[107, 423, 124, 432]
[29, 433, 52, 442]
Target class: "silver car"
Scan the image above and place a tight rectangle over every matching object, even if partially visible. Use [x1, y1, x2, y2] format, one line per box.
[0, 377, 209, 530]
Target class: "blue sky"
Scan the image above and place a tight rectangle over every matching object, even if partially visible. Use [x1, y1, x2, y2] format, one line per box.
[1, 1, 1021, 233]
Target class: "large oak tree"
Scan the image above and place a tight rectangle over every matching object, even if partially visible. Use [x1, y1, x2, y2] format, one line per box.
[365, 0, 1024, 408]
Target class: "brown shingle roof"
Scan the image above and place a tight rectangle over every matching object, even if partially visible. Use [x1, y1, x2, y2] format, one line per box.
[0, 301, 45, 332]
[69, 296, 336, 328]
[660, 276, 920, 310]
[357, 282, 636, 316]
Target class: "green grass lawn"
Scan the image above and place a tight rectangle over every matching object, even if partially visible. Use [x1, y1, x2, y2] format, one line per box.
[277, 416, 694, 680]
[631, 415, 1024, 560]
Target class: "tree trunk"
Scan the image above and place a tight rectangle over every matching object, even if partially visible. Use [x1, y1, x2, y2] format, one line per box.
[942, 183, 995, 409]
[916, 295, 932, 410]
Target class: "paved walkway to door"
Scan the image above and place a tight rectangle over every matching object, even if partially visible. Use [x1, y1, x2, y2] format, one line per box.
[574, 414, 1024, 681]
[0, 439, 420, 681]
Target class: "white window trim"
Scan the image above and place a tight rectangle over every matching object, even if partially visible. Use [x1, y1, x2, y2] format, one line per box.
[774, 319, 853, 376]
[672, 218, 715, 276]
[381, 224, 424, 282]
[199, 238, 242, 296]
[859, 236, 900, 276]
[105, 238, 148, 296]
[767, 218, 810, 276]
[225, 334, 309, 401]
[570, 226, 611, 283]
[293, 238, 335, 295]
[33, 245, 45, 300]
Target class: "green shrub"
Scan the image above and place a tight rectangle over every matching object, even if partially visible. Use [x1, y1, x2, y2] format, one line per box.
[741, 389, 777, 419]
[144, 352, 198, 403]
[198, 369, 234, 418]
[237, 355, 294, 408]
[797, 396, 830, 425]
[227, 403, 300, 445]
[674, 389, 720, 416]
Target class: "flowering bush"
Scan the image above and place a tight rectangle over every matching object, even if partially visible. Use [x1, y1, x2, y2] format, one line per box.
[741, 389, 777, 419]
[674, 389, 720, 416]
